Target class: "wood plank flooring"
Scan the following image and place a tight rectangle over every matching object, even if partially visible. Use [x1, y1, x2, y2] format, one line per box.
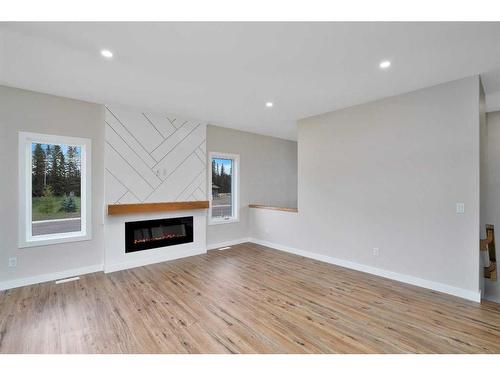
[1, 242, 499, 353]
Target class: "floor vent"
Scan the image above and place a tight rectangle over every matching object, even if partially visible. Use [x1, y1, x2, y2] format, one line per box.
[55, 276, 80, 285]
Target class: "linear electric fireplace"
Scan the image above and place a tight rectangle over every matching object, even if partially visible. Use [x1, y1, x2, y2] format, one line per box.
[125, 216, 193, 253]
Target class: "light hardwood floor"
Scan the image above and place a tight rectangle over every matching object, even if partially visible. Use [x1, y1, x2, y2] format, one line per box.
[1, 242, 499, 353]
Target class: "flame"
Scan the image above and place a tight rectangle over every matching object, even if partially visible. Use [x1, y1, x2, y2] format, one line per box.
[133, 233, 185, 244]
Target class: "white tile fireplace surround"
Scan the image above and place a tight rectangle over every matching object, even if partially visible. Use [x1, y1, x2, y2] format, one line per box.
[104, 209, 207, 273]
[104, 105, 208, 272]
[104, 105, 207, 204]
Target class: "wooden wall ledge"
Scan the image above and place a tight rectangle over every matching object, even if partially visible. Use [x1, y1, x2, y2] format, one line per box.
[108, 201, 209, 215]
[248, 204, 298, 213]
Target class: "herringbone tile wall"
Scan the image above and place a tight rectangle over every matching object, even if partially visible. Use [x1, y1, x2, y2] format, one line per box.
[104, 106, 207, 204]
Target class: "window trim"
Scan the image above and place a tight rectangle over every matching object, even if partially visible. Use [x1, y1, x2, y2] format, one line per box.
[18, 131, 92, 248]
[208, 152, 240, 225]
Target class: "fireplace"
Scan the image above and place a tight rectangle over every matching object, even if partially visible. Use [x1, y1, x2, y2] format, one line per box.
[125, 216, 193, 253]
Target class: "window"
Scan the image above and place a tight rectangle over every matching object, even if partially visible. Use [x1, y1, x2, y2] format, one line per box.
[18, 132, 92, 247]
[208, 152, 239, 225]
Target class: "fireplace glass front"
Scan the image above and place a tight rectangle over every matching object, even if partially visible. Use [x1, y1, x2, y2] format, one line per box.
[125, 216, 193, 253]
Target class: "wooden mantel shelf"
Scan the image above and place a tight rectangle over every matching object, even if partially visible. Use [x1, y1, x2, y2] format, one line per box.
[248, 204, 298, 213]
[108, 201, 209, 215]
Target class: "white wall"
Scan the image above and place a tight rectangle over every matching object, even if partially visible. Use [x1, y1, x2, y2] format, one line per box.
[250, 76, 482, 301]
[105, 106, 207, 204]
[0, 86, 105, 289]
[482, 111, 500, 302]
[207, 125, 298, 247]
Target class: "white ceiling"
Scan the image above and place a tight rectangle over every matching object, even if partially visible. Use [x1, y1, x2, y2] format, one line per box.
[1, 22, 500, 140]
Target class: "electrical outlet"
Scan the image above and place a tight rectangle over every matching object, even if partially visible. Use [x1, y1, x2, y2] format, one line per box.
[8, 257, 17, 267]
[456, 202, 465, 214]
[373, 248, 380, 256]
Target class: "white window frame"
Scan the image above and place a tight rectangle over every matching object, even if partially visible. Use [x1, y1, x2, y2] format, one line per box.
[18, 131, 92, 248]
[208, 152, 240, 225]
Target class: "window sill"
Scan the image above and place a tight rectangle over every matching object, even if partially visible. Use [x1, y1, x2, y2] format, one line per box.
[19, 232, 91, 248]
[208, 218, 240, 226]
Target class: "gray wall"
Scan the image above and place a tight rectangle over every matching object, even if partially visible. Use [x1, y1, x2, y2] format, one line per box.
[482, 111, 500, 302]
[206, 125, 297, 247]
[0, 86, 105, 285]
[250, 76, 482, 295]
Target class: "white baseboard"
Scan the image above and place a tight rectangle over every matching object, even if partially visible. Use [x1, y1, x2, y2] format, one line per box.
[104, 247, 206, 273]
[207, 237, 250, 250]
[249, 237, 482, 303]
[0, 264, 103, 291]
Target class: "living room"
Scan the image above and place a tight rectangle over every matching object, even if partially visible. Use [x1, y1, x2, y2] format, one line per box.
[1, 1, 499, 370]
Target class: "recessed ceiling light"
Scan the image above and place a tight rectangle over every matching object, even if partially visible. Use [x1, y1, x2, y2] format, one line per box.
[265, 102, 274, 108]
[101, 49, 113, 59]
[379, 60, 391, 69]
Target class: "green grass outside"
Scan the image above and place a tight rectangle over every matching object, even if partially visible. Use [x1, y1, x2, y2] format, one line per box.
[32, 196, 81, 221]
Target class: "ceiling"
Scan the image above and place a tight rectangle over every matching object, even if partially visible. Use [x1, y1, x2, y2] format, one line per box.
[1, 22, 500, 140]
